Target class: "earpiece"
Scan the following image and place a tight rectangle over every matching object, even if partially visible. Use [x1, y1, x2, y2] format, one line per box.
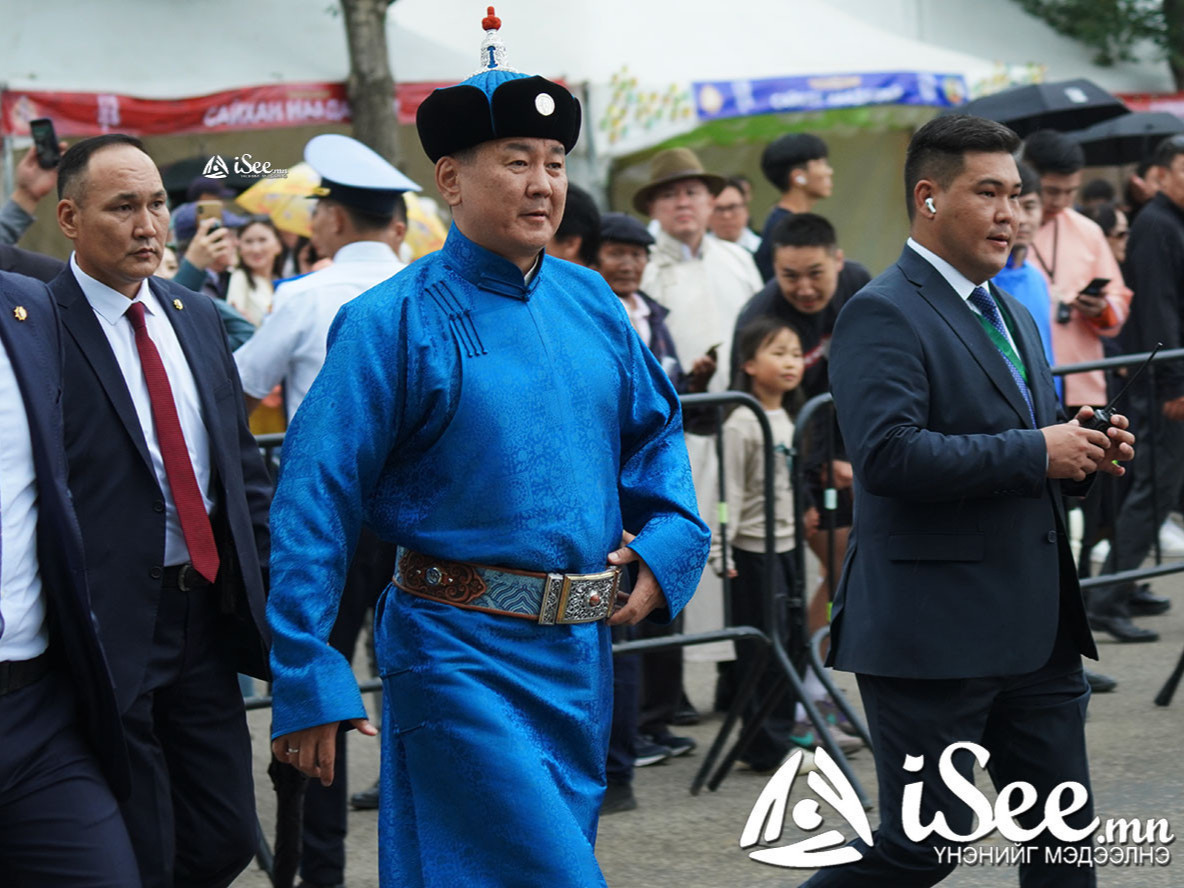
[925, 197, 937, 214]
[795, 175, 808, 186]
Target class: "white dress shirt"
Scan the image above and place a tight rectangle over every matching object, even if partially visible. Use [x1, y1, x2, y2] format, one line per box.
[71, 256, 214, 567]
[621, 292, 652, 347]
[0, 336, 48, 661]
[907, 237, 1020, 354]
[235, 240, 404, 422]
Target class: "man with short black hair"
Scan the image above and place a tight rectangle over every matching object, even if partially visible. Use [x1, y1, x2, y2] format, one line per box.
[1080, 177, 1116, 211]
[49, 133, 272, 888]
[732, 213, 868, 392]
[753, 132, 833, 280]
[1024, 129, 1129, 415]
[1096, 134, 1184, 636]
[807, 115, 1133, 886]
[547, 183, 600, 266]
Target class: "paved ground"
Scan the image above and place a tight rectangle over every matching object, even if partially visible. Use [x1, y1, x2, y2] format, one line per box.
[236, 569, 1184, 887]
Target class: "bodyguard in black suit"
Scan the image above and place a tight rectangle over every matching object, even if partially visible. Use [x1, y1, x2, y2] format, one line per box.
[0, 242, 66, 283]
[803, 117, 1133, 886]
[49, 135, 272, 888]
[0, 271, 139, 885]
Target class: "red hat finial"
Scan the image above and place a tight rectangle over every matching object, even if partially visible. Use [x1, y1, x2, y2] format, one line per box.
[482, 6, 501, 30]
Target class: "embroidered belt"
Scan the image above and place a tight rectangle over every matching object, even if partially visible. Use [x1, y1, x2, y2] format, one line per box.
[393, 547, 618, 625]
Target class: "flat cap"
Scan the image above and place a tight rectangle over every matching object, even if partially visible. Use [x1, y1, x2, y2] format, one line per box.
[600, 212, 654, 247]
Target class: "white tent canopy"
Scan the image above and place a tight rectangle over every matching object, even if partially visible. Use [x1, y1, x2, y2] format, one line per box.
[2, 0, 1176, 172]
[1, 0, 994, 95]
[0, 1, 472, 95]
[389, 0, 996, 85]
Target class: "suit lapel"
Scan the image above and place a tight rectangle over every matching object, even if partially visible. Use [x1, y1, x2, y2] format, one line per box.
[53, 269, 155, 473]
[898, 248, 1035, 429]
[0, 284, 57, 452]
[149, 279, 228, 483]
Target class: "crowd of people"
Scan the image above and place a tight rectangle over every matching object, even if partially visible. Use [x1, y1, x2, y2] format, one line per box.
[0, 16, 1177, 885]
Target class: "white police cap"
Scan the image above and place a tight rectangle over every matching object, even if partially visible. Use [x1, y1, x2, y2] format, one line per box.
[305, 134, 421, 216]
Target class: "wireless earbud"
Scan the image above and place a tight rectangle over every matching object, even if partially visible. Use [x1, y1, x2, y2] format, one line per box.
[795, 175, 808, 186]
[925, 197, 937, 214]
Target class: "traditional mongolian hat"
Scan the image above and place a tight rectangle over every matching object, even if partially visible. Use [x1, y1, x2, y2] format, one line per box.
[415, 7, 582, 163]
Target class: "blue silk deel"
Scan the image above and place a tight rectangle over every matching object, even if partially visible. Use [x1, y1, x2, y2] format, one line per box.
[266, 224, 709, 886]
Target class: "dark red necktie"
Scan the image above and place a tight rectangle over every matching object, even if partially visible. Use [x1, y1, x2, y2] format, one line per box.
[126, 301, 220, 583]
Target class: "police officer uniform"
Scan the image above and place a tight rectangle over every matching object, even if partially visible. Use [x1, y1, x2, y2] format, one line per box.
[235, 134, 419, 888]
[234, 134, 420, 423]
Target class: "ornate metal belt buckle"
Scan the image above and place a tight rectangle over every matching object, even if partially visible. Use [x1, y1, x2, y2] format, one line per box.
[554, 567, 619, 624]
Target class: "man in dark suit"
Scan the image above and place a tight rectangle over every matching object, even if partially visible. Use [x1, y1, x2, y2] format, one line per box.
[0, 270, 139, 885]
[804, 116, 1133, 886]
[49, 134, 271, 888]
[0, 242, 66, 283]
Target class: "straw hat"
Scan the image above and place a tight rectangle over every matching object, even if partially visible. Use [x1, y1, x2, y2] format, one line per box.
[632, 147, 726, 215]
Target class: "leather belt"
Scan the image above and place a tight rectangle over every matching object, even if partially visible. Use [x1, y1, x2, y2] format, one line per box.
[0, 650, 53, 697]
[163, 562, 212, 592]
[393, 547, 619, 625]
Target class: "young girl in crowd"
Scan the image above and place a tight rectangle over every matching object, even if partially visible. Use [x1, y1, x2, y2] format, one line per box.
[718, 316, 859, 770]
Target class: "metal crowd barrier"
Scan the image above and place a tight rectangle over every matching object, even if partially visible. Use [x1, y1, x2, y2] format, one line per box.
[244, 392, 870, 881]
[619, 392, 868, 804]
[245, 348, 1184, 879]
[1048, 347, 1184, 706]
[246, 393, 869, 794]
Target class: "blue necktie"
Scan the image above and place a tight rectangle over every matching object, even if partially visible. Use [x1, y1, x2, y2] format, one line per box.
[968, 286, 1037, 427]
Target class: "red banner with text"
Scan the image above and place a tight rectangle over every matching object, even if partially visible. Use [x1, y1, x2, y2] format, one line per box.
[1118, 92, 1184, 117]
[1, 81, 450, 137]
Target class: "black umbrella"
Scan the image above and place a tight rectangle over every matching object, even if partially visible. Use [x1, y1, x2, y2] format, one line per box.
[1071, 111, 1184, 165]
[945, 78, 1128, 137]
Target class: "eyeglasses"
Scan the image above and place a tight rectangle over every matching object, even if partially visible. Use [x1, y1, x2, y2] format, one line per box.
[713, 202, 745, 215]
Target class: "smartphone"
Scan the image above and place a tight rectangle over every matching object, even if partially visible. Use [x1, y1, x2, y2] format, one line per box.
[29, 118, 60, 169]
[195, 200, 223, 231]
[1079, 277, 1110, 296]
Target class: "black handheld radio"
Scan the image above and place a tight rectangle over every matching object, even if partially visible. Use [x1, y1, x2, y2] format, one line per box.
[1081, 342, 1162, 433]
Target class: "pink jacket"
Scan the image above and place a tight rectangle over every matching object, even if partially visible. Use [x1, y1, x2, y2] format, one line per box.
[1030, 207, 1131, 407]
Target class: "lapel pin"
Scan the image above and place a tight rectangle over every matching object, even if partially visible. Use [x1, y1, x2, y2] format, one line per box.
[172, 298, 184, 311]
[13, 306, 27, 321]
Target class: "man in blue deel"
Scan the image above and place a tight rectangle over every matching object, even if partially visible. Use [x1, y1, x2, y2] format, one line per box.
[266, 8, 709, 886]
